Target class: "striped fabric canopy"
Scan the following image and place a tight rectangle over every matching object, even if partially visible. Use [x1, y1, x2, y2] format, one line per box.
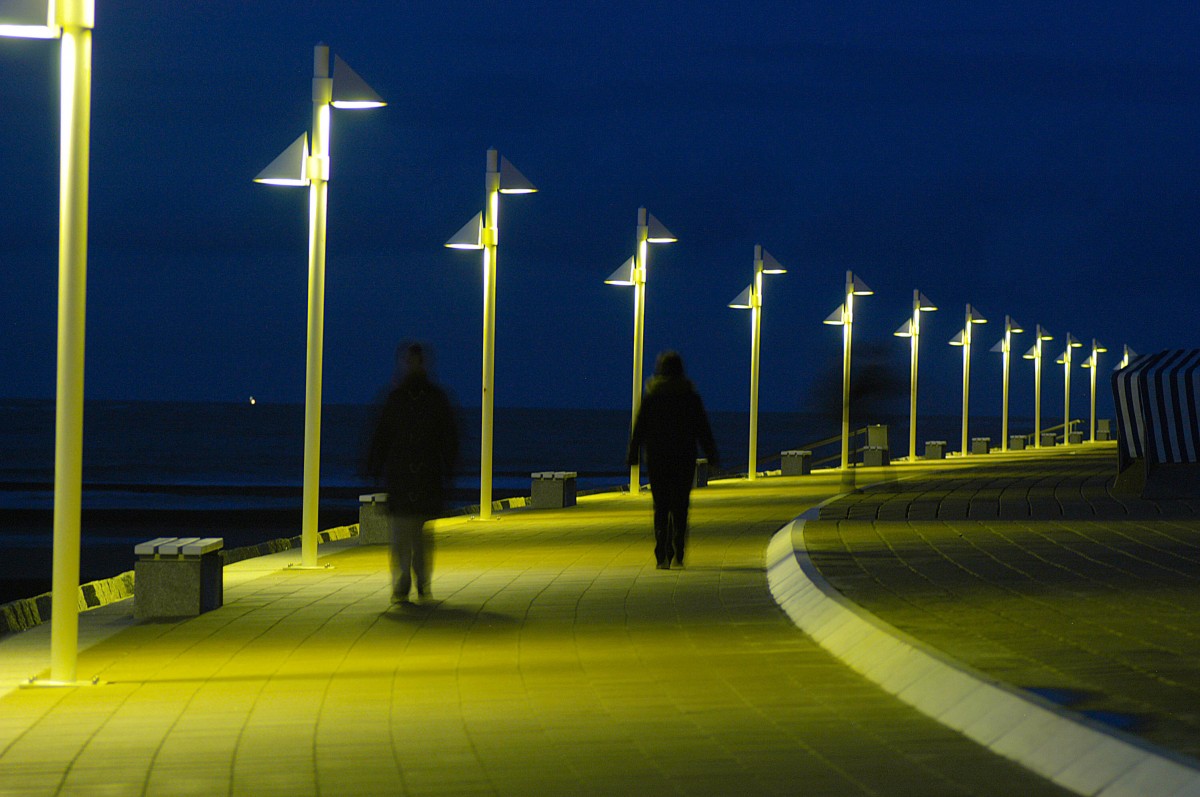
[1112, 349, 1200, 467]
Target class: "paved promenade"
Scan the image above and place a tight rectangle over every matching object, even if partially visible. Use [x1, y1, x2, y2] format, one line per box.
[0, 470, 1070, 796]
[805, 443, 1200, 761]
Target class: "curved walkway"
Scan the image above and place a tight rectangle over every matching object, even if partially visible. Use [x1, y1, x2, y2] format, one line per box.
[0, 475, 1068, 796]
[771, 444, 1200, 796]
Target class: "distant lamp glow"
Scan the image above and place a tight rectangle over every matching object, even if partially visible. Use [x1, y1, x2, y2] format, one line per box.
[607, 208, 677, 494]
[893, 290, 936, 460]
[989, 316, 1023, 451]
[729, 245, 786, 479]
[2, 0, 96, 685]
[253, 133, 310, 186]
[949, 304, 987, 455]
[445, 149, 537, 519]
[1022, 324, 1053, 446]
[1082, 338, 1107, 442]
[254, 44, 384, 567]
[1117, 345, 1137, 370]
[828, 271, 871, 468]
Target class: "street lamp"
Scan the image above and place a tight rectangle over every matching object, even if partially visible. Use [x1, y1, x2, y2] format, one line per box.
[1080, 338, 1108, 442]
[445, 149, 537, 520]
[605, 208, 677, 494]
[892, 290, 937, 461]
[728, 246, 786, 480]
[823, 271, 873, 469]
[988, 316, 1024, 451]
[1021, 325, 1054, 446]
[1118, 344, 1137, 370]
[254, 45, 384, 566]
[1055, 333, 1084, 444]
[2, 0, 94, 685]
[948, 304, 988, 455]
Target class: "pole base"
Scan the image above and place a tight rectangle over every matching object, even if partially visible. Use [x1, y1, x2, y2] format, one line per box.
[470, 515, 501, 522]
[286, 563, 334, 571]
[23, 676, 104, 688]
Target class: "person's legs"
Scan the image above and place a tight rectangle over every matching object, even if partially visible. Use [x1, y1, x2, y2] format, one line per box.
[666, 467, 692, 566]
[412, 516, 433, 597]
[389, 513, 421, 601]
[649, 479, 672, 567]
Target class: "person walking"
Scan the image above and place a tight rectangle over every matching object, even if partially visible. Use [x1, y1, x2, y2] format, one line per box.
[626, 351, 718, 569]
[367, 343, 459, 604]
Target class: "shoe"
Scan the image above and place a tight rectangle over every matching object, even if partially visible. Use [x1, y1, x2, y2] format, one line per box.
[656, 561, 670, 570]
[673, 557, 683, 568]
[390, 592, 411, 605]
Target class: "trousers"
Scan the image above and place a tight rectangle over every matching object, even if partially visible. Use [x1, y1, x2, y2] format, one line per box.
[649, 464, 693, 565]
[389, 513, 432, 598]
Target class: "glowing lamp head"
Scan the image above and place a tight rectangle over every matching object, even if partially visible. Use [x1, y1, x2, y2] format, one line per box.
[728, 285, 753, 309]
[916, 291, 937, 312]
[1067, 333, 1082, 348]
[254, 133, 311, 186]
[823, 305, 847, 326]
[949, 330, 966, 347]
[758, 248, 786, 274]
[445, 212, 484, 250]
[0, 0, 60, 37]
[1022, 345, 1038, 360]
[498, 156, 537, 194]
[966, 304, 987, 324]
[1093, 339, 1108, 353]
[1036, 324, 1053, 341]
[330, 56, 386, 109]
[893, 319, 914, 338]
[1006, 315, 1024, 334]
[847, 272, 872, 296]
[645, 213, 677, 244]
[604, 257, 636, 286]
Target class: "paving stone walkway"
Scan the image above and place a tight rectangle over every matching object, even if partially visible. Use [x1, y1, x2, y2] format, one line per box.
[805, 443, 1200, 761]
[0, 474, 1069, 796]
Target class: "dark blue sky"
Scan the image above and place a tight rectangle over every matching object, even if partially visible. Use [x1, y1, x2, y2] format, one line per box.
[1, 1, 1197, 421]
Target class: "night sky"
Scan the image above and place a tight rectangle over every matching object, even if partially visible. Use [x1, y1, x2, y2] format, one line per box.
[2, 1, 1197, 422]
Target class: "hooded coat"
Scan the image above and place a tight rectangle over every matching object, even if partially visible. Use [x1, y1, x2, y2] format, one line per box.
[627, 374, 718, 478]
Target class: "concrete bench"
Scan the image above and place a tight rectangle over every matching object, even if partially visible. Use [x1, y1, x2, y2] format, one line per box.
[1041, 431, 1058, 447]
[531, 472, 577, 508]
[134, 536, 223, 619]
[1068, 431, 1084, 444]
[781, 450, 812, 476]
[358, 493, 390, 545]
[1009, 435, 1026, 450]
[1097, 418, 1112, 441]
[971, 437, 991, 455]
[924, 441, 947, 460]
[862, 445, 889, 467]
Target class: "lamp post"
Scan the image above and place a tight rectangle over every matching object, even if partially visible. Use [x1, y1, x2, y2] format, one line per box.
[1081, 339, 1107, 442]
[1022, 325, 1054, 447]
[823, 271, 873, 469]
[254, 45, 384, 566]
[892, 290, 937, 461]
[445, 149, 536, 519]
[605, 208, 677, 494]
[1118, 345, 1137, 370]
[1057, 333, 1083, 443]
[988, 316, 1024, 451]
[1, 0, 94, 685]
[728, 246, 786, 480]
[948, 304, 987, 455]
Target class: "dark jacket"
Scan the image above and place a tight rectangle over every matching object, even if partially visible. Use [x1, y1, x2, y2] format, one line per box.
[366, 371, 458, 516]
[626, 375, 718, 478]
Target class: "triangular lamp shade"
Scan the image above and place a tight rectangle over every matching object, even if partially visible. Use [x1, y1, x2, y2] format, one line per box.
[1007, 316, 1025, 334]
[990, 339, 1006, 353]
[949, 330, 966, 346]
[823, 305, 846, 326]
[966, 304, 987, 324]
[254, 133, 310, 186]
[728, 285, 753, 309]
[1037, 324, 1053, 341]
[646, 214, 677, 244]
[0, 0, 58, 37]
[1022, 344, 1039, 360]
[916, 291, 937, 311]
[849, 273, 872, 296]
[499, 156, 537, 194]
[445, 212, 484, 249]
[1081, 354, 1095, 369]
[605, 257, 635, 286]
[331, 56, 385, 108]
[760, 249, 786, 274]
[1094, 340, 1108, 353]
[1067, 333, 1082, 348]
[893, 319, 914, 338]
[1056, 353, 1067, 365]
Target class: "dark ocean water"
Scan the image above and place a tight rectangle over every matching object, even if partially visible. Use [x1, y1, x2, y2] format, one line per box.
[0, 399, 1016, 600]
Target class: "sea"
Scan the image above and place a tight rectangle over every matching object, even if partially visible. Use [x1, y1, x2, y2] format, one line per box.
[0, 399, 1017, 602]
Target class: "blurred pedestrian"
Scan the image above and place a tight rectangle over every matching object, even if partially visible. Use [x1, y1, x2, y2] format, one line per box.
[626, 351, 718, 569]
[367, 343, 458, 603]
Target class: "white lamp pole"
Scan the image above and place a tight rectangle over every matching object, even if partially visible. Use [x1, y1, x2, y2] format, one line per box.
[824, 271, 872, 469]
[255, 45, 384, 565]
[1058, 333, 1083, 444]
[893, 291, 936, 461]
[446, 150, 536, 519]
[1023, 325, 1053, 446]
[728, 246, 785, 479]
[989, 316, 1023, 451]
[949, 304, 987, 455]
[2, 0, 94, 685]
[1084, 339, 1108, 442]
[605, 209, 676, 494]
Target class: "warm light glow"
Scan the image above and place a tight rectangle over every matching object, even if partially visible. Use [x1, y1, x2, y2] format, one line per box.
[760, 249, 786, 274]
[330, 55, 386, 109]
[849, 273, 873, 296]
[1007, 316, 1024, 334]
[949, 330, 966, 346]
[445, 212, 484, 249]
[605, 257, 636, 286]
[824, 305, 846, 326]
[254, 133, 310, 186]
[893, 319, 913, 338]
[0, 0, 59, 38]
[1023, 345, 1038, 360]
[498, 156, 537, 194]
[330, 100, 385, 109]
[0, 23, 57, 37]
[646, 213, 677, 244]
[1037, 325, 1053, 341]
[728, 285, 753, 309]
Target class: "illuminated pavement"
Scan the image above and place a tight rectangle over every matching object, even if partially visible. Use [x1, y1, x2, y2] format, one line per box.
[0, 470, 1072, 796]
[804, 443, 1200, 761]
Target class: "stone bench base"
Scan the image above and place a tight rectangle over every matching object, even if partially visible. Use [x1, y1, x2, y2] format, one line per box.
[134, 537, 223, 619]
